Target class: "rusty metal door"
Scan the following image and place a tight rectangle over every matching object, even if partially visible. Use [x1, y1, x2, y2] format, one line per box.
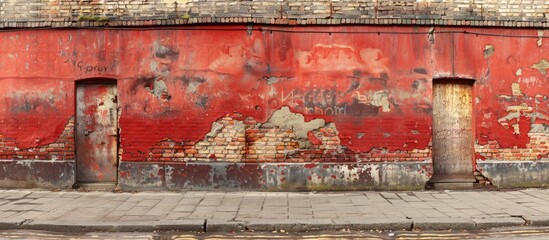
[76, 83, 118, 183]
[432, 80, 474, 181]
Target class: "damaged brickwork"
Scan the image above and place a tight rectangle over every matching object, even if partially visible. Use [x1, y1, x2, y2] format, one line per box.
[0, 118, 75, 161]
[145, 107, 431, 164]
[476, 82, 549, 161]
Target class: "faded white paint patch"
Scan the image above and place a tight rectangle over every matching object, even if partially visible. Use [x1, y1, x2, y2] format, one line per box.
[520, 76, 537, 86]
[187, 81, 201, 94]
[484, 44, 495, 58]
[371, 91, 390, 112]
[511, 82, 522, 96]
[538, 30, 544, 47]
[498, 103, 532, 134]
[149, 60, 158, 72]
[532, 59, 549, 75]
[516, 68, 522, 76]
[530, 123, 549, 133]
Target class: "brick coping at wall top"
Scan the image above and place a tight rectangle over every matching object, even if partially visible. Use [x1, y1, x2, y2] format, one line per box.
[2, 17, 549, 29]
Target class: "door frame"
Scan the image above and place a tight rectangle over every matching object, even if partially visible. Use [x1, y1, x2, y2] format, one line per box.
[74, 78, 119, 185]
[429, 78, 476, 188]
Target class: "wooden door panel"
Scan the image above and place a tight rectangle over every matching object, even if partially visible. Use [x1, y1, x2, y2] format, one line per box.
[432, 81, 473, 177]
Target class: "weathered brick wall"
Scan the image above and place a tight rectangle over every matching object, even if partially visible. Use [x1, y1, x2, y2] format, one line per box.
[477, 133, 549, 161]
[2, 0, 549, 28]
[145, 114, 431, 163]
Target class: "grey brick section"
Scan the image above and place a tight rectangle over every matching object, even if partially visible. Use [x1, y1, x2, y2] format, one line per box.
[0, 0, 549, 28]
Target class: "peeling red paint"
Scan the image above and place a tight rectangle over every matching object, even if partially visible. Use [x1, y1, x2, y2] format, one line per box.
[307, 131, 322, 145]
[0, 25, 548, 180]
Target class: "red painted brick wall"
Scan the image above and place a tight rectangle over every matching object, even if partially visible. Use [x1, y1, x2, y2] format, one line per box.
[0, 25, 548, 166]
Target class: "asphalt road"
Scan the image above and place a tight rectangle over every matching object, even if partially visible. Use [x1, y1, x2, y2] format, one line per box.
[2, 227, 549, 240]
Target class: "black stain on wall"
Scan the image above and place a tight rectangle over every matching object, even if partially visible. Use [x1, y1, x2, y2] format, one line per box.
[345, 78, 360, 94]
[411, 78, 427, 91]
[154, 42, 179, 59]
[177, 76, 206, 85]
[11, 101, 32, 113]
[413, 68, 427, 74]
[10, 97, 57, 114]
[413, 105, 432, 114]
[195, 95, 209, 109]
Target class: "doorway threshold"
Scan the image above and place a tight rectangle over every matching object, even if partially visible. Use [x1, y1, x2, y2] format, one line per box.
[75, 182, 117, 191]
[427, 175, 476, 190]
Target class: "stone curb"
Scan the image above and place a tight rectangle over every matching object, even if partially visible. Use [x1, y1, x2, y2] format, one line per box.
[472, 217, 526, 229]
[332, 218, 413, 231]
[0, 217, 536, 233]
[242, 219, 335, 232]
[0, 220, 25, 230]
[205, 219, 245, 232]
[412, 218, 476, 230]
[523, 216, 549, 226]
[19, 220, 205, 232]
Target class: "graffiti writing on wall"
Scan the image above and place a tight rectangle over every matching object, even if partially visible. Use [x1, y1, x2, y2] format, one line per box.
[434, 128, 472, 138]
[58, 35, 112, 74]
[76, 61, 110, 74]
[270, 88, 390, 116]
[61, 52, 111, 74]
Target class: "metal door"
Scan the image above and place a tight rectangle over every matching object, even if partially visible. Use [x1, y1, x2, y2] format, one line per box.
[432, 81, 473, 179]
[76, 83, 118, 183]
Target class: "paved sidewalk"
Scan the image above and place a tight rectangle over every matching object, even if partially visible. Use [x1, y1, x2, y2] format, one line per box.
[1, 189, 549, 232]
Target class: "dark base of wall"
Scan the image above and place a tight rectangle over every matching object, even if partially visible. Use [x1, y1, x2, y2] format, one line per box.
[0, 160, 75, 189]
[118, 161, 432, 191]
[477, 160, 549, 188]
[2, 159, 547, 190]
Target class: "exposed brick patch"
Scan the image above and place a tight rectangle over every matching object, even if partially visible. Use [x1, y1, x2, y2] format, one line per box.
[0, 117, 75, 160]
[476, 133, 549, 161]
[145, 112, 431, 163]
